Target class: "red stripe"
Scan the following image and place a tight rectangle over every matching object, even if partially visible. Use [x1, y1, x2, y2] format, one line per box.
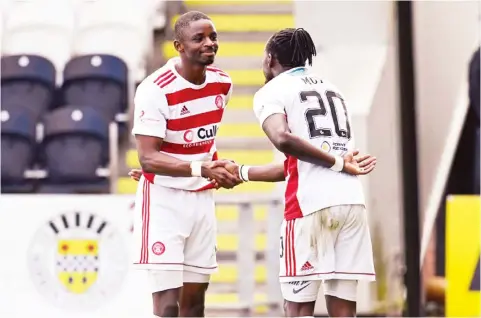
[160, 75, 177, 88]
[285, 221, 289, 276]
[160, 140, 214, 155]
[165, 82, 231, 106]
[139, 179, 147, 263]
[284, 156, 303, 220]
[143, 172, 155, 183]
[167, 109, 223, 131]
[207, 67, 229, 78]
[290, 219, 296, 276]
[144, 181, 151, 263]
[154, 70, 172, 84]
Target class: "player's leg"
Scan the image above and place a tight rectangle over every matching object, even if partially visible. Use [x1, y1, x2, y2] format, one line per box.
[180, 190, 218, 317]
[323, 279, 357, 317]
[132, 179, 193, 317]
[279, 215, 331, 317]
[280, 280, 321, 317]
[323, 204, 376, 317]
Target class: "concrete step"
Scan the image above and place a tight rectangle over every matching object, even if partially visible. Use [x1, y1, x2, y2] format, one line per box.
[188, 2, 292, 14]
[223, 108, 258, 123]
[216, 136, 272, 149]
[171, 13, 294, 32]
[211, 262, 268, 284]
[218, 31, 277, 42]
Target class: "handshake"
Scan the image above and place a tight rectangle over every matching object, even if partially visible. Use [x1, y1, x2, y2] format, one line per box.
[128, 159, 245, 189]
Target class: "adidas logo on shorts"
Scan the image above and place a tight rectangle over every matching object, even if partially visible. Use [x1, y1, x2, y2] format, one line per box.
[301, 261, 314, 271]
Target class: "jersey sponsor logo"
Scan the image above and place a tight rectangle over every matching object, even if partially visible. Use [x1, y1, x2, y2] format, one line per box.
[183, 125, 218, 143]
[321, 141, 331, 152]
[27, 211, 128, 311]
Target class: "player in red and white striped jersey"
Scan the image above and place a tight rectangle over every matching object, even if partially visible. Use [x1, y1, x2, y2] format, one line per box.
[131, 11, 241, 317]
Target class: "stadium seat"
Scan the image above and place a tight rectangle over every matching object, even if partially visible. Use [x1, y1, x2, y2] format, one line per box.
[1, 55, 56, 121]
[37, 106, 110, 193]
[3, 0, 74, 82]
[74, 0, 153, 82]
[61, 54, 128, 121]
[0, 108, 37, 193]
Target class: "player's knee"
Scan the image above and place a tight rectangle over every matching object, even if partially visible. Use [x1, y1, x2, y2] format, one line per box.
[180, 281, 208, 317]
[152, 288, 181, 317]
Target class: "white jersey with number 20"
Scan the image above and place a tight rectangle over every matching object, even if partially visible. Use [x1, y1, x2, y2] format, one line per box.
[253, 67, 365, 220]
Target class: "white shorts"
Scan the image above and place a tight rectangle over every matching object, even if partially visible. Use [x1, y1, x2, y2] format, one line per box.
[132, 177, 218, 278]
[281, 279, 358, 303]
[279, 205, 375, 301]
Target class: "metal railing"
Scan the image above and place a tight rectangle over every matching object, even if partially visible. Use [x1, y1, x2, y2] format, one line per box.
[213, 193, 284, 316]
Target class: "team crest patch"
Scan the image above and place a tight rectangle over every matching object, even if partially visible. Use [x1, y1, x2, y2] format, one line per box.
[152, 242, 165, 255]
[27, 211, 128, 311]
[215, 95, 224, 109]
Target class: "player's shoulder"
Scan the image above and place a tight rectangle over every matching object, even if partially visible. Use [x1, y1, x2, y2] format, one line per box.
[254, 73, 292, 102]
[206, 65, 233, 85]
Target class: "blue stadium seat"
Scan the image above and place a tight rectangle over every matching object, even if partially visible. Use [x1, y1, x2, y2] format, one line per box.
[1, 108, 37, 193]
[1, 55, 56, 121]
[61, 54, 128, 121]
[38, 106, 110, 193]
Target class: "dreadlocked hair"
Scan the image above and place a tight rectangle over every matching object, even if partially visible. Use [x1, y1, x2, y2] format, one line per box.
[174, 11, 211, 40]
[266, 28, 317, 68]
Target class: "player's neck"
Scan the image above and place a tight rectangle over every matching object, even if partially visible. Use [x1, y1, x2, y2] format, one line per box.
[175, 61, 207, 85]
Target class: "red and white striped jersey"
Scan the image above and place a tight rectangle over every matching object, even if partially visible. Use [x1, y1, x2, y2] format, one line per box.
[253, 67, 365, 220]
[132, 57, 233, 191]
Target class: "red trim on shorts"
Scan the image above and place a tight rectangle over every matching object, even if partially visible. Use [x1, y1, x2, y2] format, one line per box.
[285, 219, 297, 276]
[284, 156, 303, 220]
[132, 262, 218, 269]
[165, 82, 231, 106]
[139, 179, 151, 264]
[143, 173, 155, 183]
[279, 271, 375, 278]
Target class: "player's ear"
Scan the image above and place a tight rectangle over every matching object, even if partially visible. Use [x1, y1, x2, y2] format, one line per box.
[173, 39, 184, 53]
[267, 53, 274, 68]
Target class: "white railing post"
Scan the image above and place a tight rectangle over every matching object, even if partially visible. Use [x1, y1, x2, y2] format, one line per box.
[237, 202, 255, 316]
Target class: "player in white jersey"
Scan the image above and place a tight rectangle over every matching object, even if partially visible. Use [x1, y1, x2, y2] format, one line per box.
[131, 11, 242, 317]
[130, 26, 377, 317]
[209, 28, 377, 317]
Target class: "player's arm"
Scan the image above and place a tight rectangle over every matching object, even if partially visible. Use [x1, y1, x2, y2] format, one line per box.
[253, 90, 375, 175]
[244, 163, 285, 182]
[132, 83, 239, 186]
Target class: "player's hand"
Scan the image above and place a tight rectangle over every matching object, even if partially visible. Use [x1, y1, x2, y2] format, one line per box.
[342, 150, 376, 175]
[201, 160, 242, 189]
[354, 152, 377, 172]
[128, 169, 142, 181]
[206, 160, 242, 189]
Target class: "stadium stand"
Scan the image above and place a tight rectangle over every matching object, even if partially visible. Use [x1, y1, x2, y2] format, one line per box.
[61, 54, 128, 122]
[37, 106, 110, 193]
[3, 0, 75, 84]
[1, 54, 56, 121]
[1, 108, 37, 193]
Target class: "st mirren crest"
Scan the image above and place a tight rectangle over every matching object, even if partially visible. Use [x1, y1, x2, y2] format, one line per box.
[28, 211, 128, 311]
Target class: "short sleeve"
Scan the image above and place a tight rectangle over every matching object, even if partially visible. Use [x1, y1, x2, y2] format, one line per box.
[253, 86, 286, 126]
[131, 82, 169, 138]
[225, 83, 233, 105]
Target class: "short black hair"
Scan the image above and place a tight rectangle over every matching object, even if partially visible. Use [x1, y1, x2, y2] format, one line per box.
[174, 11, 211, 40]
[266, 28, 317, 68]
